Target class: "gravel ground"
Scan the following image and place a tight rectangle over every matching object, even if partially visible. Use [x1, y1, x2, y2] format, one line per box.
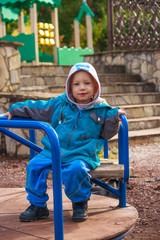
[0, 142, 160, 239]
[125, 142, 160, 240]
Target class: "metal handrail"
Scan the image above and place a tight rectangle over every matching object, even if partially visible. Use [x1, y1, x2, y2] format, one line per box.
[118, 114, 129, 183]
[0, 114, 129, 236]
[0, 116, 64, 240]
[91, 114, 129, 207]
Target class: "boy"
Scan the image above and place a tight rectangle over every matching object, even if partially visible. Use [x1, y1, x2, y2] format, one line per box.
[4, 62, 126, 222]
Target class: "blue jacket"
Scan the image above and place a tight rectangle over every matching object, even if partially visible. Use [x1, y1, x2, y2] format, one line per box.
[9, 93, 119, 169]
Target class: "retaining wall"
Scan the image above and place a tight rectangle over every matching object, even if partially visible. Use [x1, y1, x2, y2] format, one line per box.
[84, 50, 160, 92]
[0, 40, 22, 93]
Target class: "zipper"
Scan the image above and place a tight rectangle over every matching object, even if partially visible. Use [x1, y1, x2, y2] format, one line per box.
[67, 108, 83, 148]
[67, 124, 76, 148]
[62, 108, 85, 155]
[61, 124, 75, 159]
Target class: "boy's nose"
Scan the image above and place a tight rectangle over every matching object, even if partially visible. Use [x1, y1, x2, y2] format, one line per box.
[80, 84, 85, 90]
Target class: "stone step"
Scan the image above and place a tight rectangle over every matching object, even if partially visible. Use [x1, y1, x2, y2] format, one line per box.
[128, 127, 160, 145]
[14, 89, 160, 131]
[103, 92, 160, 106]
[99, 73, 142, 83]
[18, 88, 160, 118]
[20, 73, 142, 87]
[128, 116, 160, 131]
[19, 85, 65, 94]
[97, 65, 126, 74]
[20, 64, 71, 76]
[122, 103, 160, 119]
[101, 82, 156, 94]
[110, 127, 160, 146]
[2, 91, 160, 140]
[12, 91, 160, 107]
[19, 81, 156, 95]
[20, 64, 126, 76]
[20, 75, 67, 87]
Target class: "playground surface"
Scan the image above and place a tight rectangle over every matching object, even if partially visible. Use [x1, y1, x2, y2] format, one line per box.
[0, 142, 160, 239]
[0, 188, 137, 240]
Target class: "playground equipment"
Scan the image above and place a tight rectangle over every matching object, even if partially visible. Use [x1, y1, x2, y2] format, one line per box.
[74, 0, 94, 49]
[0, 0, 95, 65]
[0, 114, 136, 239]
[0, 0, 61, 64]
[0, 115, 64, 239]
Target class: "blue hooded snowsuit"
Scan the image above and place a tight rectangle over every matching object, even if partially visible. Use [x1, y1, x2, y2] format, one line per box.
[9, 63, 120, 207]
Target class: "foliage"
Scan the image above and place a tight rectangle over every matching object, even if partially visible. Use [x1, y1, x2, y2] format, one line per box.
[58, 0, 108, 51]
[37, 5, 52, 23]
[5, 1, 109, 52]
[89, 0, 108, 51]
[6, 21, 18, 35]
[58, 0, 82, 45]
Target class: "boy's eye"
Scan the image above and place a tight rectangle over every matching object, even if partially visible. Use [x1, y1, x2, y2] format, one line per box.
[74, 83, 79, 86]
[85, 81, 92, 85]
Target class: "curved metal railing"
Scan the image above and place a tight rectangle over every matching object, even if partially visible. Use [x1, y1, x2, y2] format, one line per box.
[0, 116, 64, 240]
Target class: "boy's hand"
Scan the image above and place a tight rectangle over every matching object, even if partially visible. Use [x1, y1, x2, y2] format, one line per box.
[1, 112, 12, 120]
[118, 109, 126, 121]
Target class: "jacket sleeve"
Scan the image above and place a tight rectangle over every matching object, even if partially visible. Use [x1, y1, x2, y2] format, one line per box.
[9, 98, 55, 122]
[100, 107, 120, 140]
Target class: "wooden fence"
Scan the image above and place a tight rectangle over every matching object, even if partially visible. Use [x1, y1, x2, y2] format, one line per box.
[107, 0, 160, 50]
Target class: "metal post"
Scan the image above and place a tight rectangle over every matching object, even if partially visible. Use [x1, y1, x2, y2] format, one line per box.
[107, 0, 114, 50]
[118, 115, 129, 207]
[104, 140, 108, 158]
[0, 117, 64, 240]
[29, 129, 36, 159]
[119, 180, 126, 207]
[118, 115, 129, 183]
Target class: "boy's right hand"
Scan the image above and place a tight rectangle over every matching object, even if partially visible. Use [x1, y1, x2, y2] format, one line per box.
[1, 112, 12, 120]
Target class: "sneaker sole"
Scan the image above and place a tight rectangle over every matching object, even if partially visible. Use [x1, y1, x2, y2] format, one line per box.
[72, 216, 88, 222]
[19, 213, 49, 222]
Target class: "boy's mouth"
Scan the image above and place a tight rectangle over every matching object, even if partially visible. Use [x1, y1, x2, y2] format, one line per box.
[79, 93, 87, 96]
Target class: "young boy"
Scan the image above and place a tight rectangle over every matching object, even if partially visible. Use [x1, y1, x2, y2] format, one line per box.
[4, 62, 126, 222]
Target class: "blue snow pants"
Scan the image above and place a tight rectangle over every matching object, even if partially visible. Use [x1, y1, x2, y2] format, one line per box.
[25, 154, 92, 207]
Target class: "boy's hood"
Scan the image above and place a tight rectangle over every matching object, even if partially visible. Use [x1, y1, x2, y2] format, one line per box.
[66, 62, 101, 109]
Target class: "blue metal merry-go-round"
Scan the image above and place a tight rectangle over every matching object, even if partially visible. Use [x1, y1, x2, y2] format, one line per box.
[0, 115, 138, 240]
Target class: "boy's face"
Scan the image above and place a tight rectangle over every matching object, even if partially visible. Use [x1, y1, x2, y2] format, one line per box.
[71, 70, 96, 104]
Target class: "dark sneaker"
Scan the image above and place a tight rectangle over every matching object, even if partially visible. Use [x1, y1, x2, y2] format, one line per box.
[72, 201, 88, 222]
[19, 204, 49, 222]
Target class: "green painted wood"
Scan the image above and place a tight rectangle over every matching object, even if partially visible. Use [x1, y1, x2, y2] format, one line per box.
[39, 51, 54, 62]
[57, 46, 94, 65]
[74, 2, 95, 22]
[1, 6, 19, 22]
[1, 33, 35, 62]
[0, 0, 61, 9]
